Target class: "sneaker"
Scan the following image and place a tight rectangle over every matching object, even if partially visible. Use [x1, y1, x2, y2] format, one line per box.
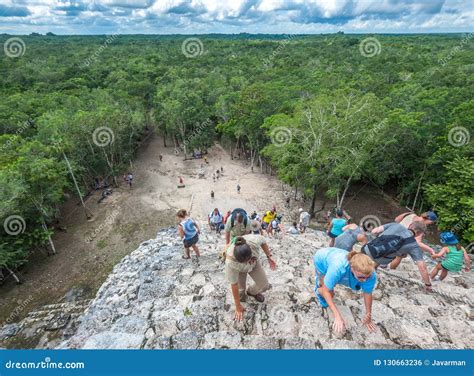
[316, 291, 328, 308]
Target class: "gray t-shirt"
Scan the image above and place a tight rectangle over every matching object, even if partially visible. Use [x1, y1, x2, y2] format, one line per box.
[334, 227, 362, 251]
[367, 222, 423, 263]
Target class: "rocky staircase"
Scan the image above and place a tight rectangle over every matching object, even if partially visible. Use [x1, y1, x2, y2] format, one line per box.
[1, 225, 473, 349]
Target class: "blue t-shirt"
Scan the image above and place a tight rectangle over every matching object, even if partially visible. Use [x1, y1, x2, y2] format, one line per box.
[313, 247, 376, 294]
[330, 218, 347, 236]
[180, 218, 198, 240]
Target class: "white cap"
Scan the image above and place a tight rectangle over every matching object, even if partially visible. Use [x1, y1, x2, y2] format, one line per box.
[299, 208, 303, 212]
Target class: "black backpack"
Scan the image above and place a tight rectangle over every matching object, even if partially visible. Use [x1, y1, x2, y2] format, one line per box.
[366, 235, 416, 260]
[230, 208, 248, 227]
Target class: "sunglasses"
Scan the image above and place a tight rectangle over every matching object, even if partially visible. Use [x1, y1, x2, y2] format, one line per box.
[354, 273, 370, 282]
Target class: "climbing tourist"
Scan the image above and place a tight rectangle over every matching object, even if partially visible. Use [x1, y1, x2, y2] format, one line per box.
[225, 208, 251, 244]
[221, 166, 223, 173]
[224, 235, 277, 321]
[208, 207, 223, 234]
[298, 208, 310, 233]
[123, 172, 133, 188]
[313, 248, 377, 334]
[176, 209, 201, 259]
[269, 214, 284, 237]
[262, 208, 277, 232]
[213, 173, 216, 182]
[250, 220, 262, 235]
[159, 153, 163, 161]
[211, 190, 215, 199]
[363, 221, 432, 290]
[390, 210, 438, 269]
[285, 196, 290, 208]
[430, 231, 471, 281]
[237, 184, 241, 194]
[204, 156, 208, 164]
[250, 211, 260, 222]
[288, 221, 300, 235]
[327, 209, 348, 246]
[334, 223, 368, 251]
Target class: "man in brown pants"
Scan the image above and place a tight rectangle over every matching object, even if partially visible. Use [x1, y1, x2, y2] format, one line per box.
[224, 235, 277, 321]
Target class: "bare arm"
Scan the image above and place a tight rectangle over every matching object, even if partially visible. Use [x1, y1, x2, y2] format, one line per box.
[225, 231, 230, 244]
[231, 283, 244, 321]
[415, 235, 434, 254]
[395, 212, 411, 223]
[261, 243, 277, 270]
[177, 225, 184, 239]
[371, 225, 384, 235]
[431, 246, 448, 259]
[463, 249, 471, 271]
[357, 233, 368, 246]
[362, 293, 376, 331]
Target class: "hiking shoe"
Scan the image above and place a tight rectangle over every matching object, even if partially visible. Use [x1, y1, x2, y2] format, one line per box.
[316, 291, 328, 308]
[247, 292, 265, 303]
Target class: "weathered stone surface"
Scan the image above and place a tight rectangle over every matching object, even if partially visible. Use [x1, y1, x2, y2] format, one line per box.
[2, 227, 471, 350]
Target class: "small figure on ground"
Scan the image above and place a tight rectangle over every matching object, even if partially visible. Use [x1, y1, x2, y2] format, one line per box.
[221, 166, 223, 173]
[298, 208, 310, 233]
[288, 221, 300, 235]
[159, 154, 163, 162]
[123, 172, 133, 188]
[176, 209, 201, 259]
[224, 235, 277, 321]
[430, 231, 471, 281]
[211, 190, 215, 199]
[363, 221, 432, 291]
[262, 208, 277, 232]
[208, 208, 223, 234]
[225, 208, 251, 244]
[270, 214, 284, 238]
[179, 176, 183, 184]
[204, 156, 209, 164]
[327, 209, 347, 247]
[237, 184, 241, 194]
[314, 248, 377, 335]
[285, 196, 290, 208]
[334, 223, 368, 252]
[250, 211, 260, 222]
[212, 173, 216, 183]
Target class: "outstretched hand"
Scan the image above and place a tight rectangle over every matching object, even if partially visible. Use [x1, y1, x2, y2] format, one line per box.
[332, 315, 346, 335]
[362, 314, 377, 332]
[235, 305, 245, 321]
[268, 257, 277, 271]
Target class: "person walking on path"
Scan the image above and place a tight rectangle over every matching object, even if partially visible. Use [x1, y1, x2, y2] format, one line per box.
[225, 208, 251, 244]
[334, 223, 368, 251]
[237, 184, 241, 194]
[314, 248, 377, 335]
[176, 209, 201, 259]
[211, 190, 215, 199]
[298, 208, 310, 233]
[430, 231, 471, 281]
[225, 235, 277, 320]
[124, 172, 133, 189]
[363, 221, 432, 291]
[327, 209, 348, 246]
[391, 210, 438, 269]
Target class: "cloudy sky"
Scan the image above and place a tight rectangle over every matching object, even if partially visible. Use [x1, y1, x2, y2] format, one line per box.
[0, 0, 472, 35]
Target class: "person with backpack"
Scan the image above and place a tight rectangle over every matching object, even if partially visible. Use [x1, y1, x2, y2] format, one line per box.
[269, 214, 284, 237]
[176, 209, 201, 259]
[430, 231, 471, 281]
[391, 210, 438, 269]
[298, 208, 310, 233]
[208, 208, 223, 234]
[314, 248, 377, 335]
[327, 209, 348, 246]
[362, 221, 432, 291]
[334, 223, 368, 251]
[224, 235, 277, 320]
[224, 208, 251, 244]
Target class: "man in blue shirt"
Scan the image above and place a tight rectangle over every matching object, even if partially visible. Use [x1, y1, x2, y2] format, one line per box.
[313, 247, 377, 335]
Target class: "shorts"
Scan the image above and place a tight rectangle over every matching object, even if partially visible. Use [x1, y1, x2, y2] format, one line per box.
[440, 261, 461, 273]
[183, 233, 199, 248]
[328, 231, 339, 239]
[261, 222, 268, 230]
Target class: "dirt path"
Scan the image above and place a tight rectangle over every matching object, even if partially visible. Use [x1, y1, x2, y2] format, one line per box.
[0, 134, 408, 324]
